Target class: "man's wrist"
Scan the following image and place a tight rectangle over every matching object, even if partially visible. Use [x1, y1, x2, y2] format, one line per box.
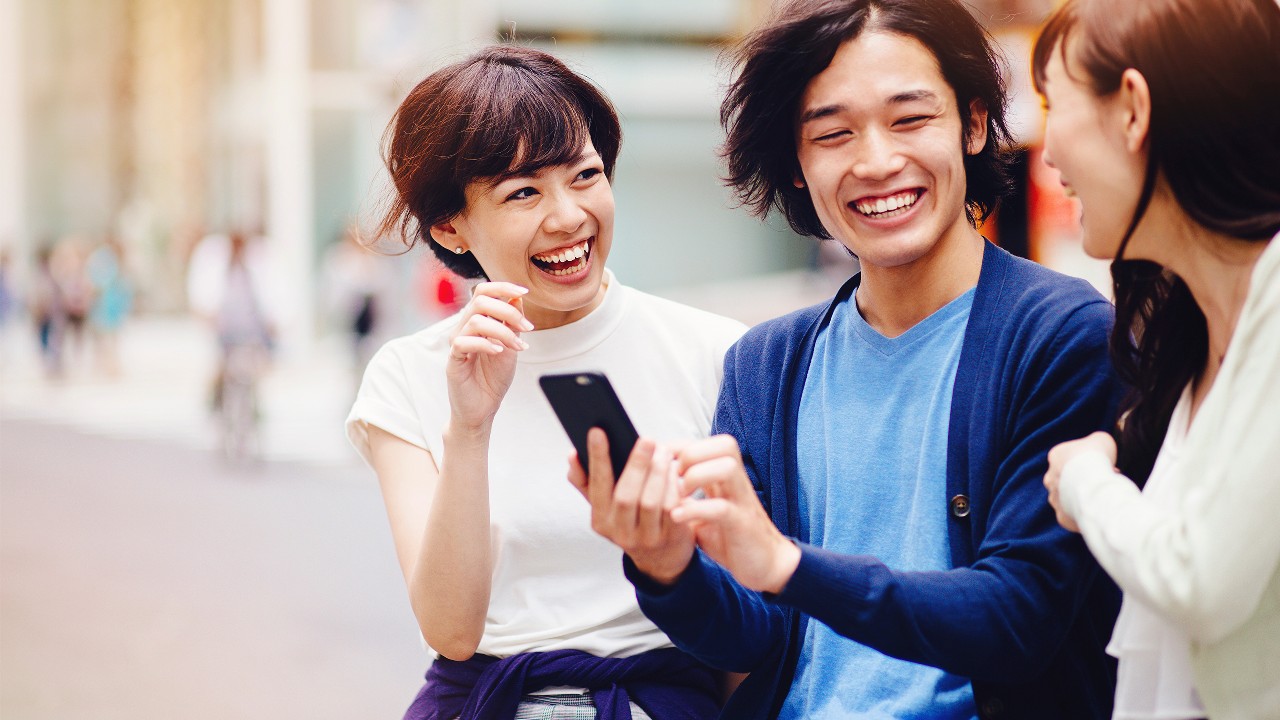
[624, 552, 693, 595]
[761, 536, 802, 595]
[632, 551, 692, 588]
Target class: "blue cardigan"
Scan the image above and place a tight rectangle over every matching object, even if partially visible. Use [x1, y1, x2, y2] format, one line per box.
[626, 244, 1123, 719]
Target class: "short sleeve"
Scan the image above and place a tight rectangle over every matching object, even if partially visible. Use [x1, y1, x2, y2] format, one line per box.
[345, 343, 432, 467]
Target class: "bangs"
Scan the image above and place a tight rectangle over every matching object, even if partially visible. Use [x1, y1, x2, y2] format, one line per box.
[1032, 3, 1078, 94]
[455, 61, 596, 182]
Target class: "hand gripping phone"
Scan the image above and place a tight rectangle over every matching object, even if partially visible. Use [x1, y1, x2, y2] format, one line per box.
[538, 372, 639, 478]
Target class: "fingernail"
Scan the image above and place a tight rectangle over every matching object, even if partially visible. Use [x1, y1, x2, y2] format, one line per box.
[517, 339, 529, 350]
[490, 341, 504, 352]
[521, 320, 535, 331]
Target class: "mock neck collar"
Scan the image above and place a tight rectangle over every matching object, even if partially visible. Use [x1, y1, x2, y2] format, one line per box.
[518, 269, 629, 365]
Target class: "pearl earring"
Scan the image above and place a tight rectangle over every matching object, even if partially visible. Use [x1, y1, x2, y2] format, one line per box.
[453, 246, 466, 255]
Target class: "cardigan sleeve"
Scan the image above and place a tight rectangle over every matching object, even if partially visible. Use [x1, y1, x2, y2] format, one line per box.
[771, 299, 1119, 681]
[1060, 276, 1280, 644]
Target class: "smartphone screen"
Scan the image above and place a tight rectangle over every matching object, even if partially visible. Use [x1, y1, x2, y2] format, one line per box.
[539, 372, 639, 478]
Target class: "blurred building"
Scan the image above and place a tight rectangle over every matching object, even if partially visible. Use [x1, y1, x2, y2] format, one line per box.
[1, 0, 1096, 353]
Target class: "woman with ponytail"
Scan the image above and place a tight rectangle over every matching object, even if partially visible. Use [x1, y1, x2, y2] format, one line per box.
[1036, 0, 1280, 717]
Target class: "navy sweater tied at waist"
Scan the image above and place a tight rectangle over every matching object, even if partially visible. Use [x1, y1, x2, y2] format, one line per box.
[405, 647, 721, 720]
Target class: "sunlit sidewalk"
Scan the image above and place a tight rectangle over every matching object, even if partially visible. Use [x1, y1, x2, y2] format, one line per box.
[0, 316, 362, 466]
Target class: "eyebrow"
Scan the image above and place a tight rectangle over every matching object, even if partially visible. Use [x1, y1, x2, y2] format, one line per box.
[798, 89, 943, 125]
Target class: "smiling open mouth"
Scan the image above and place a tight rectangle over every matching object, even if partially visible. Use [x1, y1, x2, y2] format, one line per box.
[852, 189, 922, 219]
[531, 238, 592, 276]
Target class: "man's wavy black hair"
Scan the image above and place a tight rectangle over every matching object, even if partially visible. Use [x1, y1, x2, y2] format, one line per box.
[721, 0, 1013, 239]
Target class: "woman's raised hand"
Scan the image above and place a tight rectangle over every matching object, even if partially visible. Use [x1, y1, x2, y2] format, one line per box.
[446, 282, 534, 431]
[1044, 431, 1118, 534]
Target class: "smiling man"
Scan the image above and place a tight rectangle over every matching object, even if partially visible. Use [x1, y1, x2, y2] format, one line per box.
[574, 1, 1125, 718]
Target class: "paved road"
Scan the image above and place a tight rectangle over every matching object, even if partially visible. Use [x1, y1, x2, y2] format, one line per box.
[0, 418, 426, 719]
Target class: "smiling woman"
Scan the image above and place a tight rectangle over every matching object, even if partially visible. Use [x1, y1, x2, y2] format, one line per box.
[376, 46, 620, 329]
[346, 45, 747, 720]
[1033, 0, 1280, 717]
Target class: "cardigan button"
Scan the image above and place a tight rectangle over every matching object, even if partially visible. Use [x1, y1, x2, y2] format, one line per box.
[949, 494, 971, 518]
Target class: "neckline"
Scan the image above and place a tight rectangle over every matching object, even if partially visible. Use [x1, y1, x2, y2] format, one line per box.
[845, 286, 976, 357]
[517, 268, 629, 364]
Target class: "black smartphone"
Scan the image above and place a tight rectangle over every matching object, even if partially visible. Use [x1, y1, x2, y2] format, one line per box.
[539, 372, 639, 478]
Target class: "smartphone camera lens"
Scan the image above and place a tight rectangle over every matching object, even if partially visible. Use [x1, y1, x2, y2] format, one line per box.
[575, 375, 592, 386]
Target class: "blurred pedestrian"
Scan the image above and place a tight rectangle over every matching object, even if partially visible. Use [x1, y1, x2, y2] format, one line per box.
[30, 245, 66, 379]
[0, 248, 20, 372]
[187, 230, 276, 418]
[51, 236, 92, 374]
[1036, 0, 1280, 717]
[86, 236, 133, 377]
[321, 224, 387, 377]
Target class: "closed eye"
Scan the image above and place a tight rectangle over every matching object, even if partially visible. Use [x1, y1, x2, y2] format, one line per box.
[813, 129, 851, 142]
[894, 115, 931, 127]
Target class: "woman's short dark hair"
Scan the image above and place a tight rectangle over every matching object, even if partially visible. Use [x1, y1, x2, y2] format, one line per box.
[1032, 0, 1280, 484]
[376, 45, 622, 278]
[721, 0, 1013, 239]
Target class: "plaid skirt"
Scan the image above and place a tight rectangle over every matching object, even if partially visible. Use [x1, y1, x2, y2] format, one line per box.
[511, 692, 652, 720]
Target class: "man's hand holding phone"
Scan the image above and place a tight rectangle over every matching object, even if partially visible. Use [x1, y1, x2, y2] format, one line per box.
[567, 430, 697, 587]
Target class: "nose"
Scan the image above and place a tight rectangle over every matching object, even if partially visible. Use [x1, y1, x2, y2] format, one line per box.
[1041, 144, 1057, 169]
[852, 128, 907, 181]
[542, 189, 588, 235]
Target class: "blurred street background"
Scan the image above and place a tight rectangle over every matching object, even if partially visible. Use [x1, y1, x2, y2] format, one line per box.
[0, 0, 1108, 717]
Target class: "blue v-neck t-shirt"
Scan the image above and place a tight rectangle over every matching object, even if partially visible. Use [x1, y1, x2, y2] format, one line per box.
[779, 287, 979, 720]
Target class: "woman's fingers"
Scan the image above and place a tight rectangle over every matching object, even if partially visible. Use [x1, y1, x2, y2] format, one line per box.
[457, 314, 527, 352]
[449, 284, 532, 359]
[471, 281, 528, 303]
[450, 335, 505, 359]
[469, 293, 534, 332]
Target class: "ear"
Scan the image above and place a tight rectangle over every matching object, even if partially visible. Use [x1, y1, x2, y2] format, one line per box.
[794, 175, 807, 189]
[1118, 68, 1151, 154]
[964, 98, 989, 156]
[428, 220, 464, 254]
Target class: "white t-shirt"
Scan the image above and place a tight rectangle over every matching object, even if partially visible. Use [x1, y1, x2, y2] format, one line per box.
[346, 271, 746, 659]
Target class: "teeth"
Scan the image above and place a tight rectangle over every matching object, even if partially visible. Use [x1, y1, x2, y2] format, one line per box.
[532, 238, 593, 275]
[533, 239, 590, 264]
[855, 191, 919, 217]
